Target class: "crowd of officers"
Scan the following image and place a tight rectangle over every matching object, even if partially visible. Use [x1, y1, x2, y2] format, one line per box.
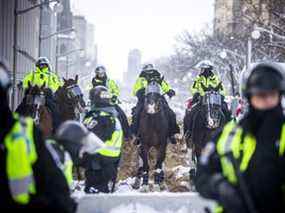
[0, 55, 285, 213]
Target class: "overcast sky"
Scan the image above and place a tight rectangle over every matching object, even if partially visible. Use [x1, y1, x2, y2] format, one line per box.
[72, 0, 214, 81]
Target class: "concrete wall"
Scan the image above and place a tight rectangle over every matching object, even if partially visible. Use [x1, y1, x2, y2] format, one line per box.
[0, 0, 40, 108]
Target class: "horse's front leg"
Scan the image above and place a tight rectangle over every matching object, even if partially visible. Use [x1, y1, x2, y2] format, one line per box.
[154, 142, 167, 191]
[140, 144, 150, 192]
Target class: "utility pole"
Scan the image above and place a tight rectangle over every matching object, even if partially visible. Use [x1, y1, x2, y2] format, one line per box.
[12, 0, 19, 110]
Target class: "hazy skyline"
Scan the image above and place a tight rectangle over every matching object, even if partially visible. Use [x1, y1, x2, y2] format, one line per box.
[72, 0, 214, 81]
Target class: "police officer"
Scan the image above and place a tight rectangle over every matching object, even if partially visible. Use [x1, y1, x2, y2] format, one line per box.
[185, 60, 231, 138]
[21, 57, 62, 130]
[131, 63, 179, 144]
[196, 62, 285, 213]
[0, 59, 75, 212]
[92, 65, 132, 140]
[23, 57, 62, 92]
[83, 86, 124, 193]
[191, 60, 225, 103]
[92, 65, 120, 100]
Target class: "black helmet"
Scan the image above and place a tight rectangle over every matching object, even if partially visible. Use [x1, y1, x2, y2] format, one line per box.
[36, 57, 50, 70]
[142, 63, 155, 72]
[89, 85, 111, 106]
[241, 62, 285, 99]
[95, 65, 107, 78]
[0, 59, 11, 92]
[56, 120, 105, 164]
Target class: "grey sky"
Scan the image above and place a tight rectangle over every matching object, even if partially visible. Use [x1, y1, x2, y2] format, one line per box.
[72, 0, 214, 80]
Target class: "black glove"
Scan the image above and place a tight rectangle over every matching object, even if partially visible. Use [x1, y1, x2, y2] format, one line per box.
[136, 89, 145, 100]
[167, 89, 176, 98]
[210, 175, 247, 213]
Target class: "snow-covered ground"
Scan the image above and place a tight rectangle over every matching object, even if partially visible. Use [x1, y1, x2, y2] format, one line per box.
[76, 192, 215, 213]
[72, 176, 215, 213]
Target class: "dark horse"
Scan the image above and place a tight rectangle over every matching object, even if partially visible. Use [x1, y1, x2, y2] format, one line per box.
[184, 91, 228, 160]
[55, 75, 86, 122]
[136, 81, 169, 192]
[16, 82, 54, 138]
[184, 91, 228, 189]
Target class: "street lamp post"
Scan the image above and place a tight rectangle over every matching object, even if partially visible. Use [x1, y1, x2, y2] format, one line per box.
[12, 0, 62, 110]
[219, 51, 236, 96]
[39, 0, 64, 56]
[56, 48, 84, 78]
[246, 37, 252, 69]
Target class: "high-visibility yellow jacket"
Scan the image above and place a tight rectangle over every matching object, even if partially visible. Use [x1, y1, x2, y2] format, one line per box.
[23, 67, 63, 92]
[132, 70, 171, 96]
[4, 114, 37, 205]
[191, 73, 225, 96]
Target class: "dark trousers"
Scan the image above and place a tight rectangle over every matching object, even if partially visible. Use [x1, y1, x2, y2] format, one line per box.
[84, 154, 120, 193]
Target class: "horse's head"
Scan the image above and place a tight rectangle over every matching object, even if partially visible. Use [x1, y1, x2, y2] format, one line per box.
[25, 82, 47, 107]
[24, 82, 50, 124]
[144, 81, 163, 114]
[56, 75, 86, 119]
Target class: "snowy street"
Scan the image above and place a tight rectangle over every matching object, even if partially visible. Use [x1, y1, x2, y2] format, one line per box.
[76, 193, 215, 213]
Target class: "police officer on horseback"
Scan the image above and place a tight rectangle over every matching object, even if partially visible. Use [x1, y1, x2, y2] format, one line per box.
[82, 86, 124, 193]
[196, 62, 285, 213]
[192, 60, 230, 117]
[91, 65, 132, 140]
[131, 63, 180, 144]
[186, 60, 231, 137]
[23, 57, 62, 92]
[21, 57, 62, 130]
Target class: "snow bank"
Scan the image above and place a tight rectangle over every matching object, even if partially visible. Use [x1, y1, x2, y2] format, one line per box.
[77, 192, 215, 213]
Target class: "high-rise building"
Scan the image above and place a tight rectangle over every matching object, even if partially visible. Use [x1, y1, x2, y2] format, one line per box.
[86, 23, 96, 60]
[125, 49, 142, 85]
[56, 0, 78, 78]
[73, 15, 87, 57]
[214, 0, 276, 37]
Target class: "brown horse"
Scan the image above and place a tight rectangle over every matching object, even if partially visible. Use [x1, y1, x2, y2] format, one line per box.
[136, 81, 170, 192]
[16, 82, 53, 138]
[55, 75, 86, 122]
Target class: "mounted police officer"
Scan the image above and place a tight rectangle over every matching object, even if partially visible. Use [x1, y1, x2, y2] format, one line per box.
[23, 57, 62, 92]
[186, 60, 231, 138]
[131, 63, 180, 144]
[21, 57, 62, 130]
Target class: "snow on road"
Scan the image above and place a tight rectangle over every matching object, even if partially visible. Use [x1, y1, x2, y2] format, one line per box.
[76, 192, 215, 213]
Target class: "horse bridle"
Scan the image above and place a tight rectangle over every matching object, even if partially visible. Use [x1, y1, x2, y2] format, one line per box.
[26, 92, 46, 125]
[65, 84, 85, 119]
[66, 84, 83, 99]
